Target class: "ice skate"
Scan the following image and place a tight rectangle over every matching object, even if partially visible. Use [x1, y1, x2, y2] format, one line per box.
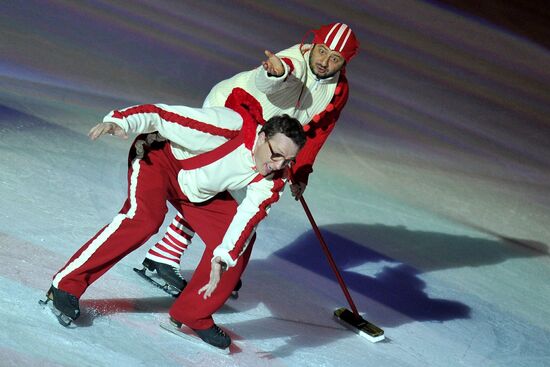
[193, 324, 231, 350]
[160, 317, 231, 354]
[39, 286, 80, 327]
[134, 258, 187, 297]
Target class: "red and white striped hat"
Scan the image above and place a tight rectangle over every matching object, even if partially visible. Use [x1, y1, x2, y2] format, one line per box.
[311, 22, 359, 62]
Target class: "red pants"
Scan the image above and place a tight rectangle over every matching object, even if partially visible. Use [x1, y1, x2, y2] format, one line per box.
[53, 136, 253, 329]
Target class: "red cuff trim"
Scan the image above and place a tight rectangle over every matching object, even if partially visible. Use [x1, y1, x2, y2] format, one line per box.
[281, 57, 295, 75]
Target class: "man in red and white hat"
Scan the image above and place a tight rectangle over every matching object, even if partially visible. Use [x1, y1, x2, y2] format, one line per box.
[138, 22, 360, 298]
[304, 22, 359, 78]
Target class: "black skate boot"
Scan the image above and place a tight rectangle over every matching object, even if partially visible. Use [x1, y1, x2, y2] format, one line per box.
[139, 258, 187, 296]
[161, 317, 231, 353]
[191, 323, 231, 350]
[41, 286, 80, 327]
[170, 317, 231, 349]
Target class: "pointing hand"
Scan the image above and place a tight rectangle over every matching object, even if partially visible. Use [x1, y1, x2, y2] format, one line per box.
[261, 50, 285, 77]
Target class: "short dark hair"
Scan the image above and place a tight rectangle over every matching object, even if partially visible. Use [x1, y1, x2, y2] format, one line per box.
[260, 114, 306, 149]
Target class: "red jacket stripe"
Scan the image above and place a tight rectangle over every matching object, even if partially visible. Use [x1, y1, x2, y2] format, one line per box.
[112, 104, 240, 139]
[228, 177, 285, 261]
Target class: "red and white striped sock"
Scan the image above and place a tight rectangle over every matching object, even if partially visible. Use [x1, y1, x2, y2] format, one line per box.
[145, 213, 195, 267]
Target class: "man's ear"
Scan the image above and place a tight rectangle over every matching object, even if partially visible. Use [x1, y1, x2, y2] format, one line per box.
[257, 131, 266, 144]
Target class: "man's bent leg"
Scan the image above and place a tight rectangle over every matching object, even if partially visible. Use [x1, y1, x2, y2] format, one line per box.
[170, 237, 254, 330]
[169, 193, 255, 330]
[52, 153, 171, 299]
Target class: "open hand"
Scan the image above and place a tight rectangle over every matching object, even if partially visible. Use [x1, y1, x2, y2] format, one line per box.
[198, 256, 227, 299]
[88, 122, 128, 141]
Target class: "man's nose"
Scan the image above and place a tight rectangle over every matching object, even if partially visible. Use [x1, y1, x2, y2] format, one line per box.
[320, 55, 329, 66]
[272, 160, 285, 170]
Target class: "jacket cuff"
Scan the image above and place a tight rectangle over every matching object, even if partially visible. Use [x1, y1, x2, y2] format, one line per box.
[103, 112, 129, 132]
[212, 247, 237, 269]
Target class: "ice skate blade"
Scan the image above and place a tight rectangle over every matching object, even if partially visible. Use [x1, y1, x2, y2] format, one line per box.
[133, 267, 180, 298]
[160, 321, 232, 355]
[334, 307, 385, 343]
[39, 298, 76, 328]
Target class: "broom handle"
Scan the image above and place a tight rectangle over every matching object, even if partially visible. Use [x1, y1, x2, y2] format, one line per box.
[297, 195, 360, 316]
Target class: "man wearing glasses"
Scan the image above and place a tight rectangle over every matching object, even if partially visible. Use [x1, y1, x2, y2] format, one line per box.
[44, 89, 306, 350]
[139, 23, 360, 298]
[266, 139, 296, 169]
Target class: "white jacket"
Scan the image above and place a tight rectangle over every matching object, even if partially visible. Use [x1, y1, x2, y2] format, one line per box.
[104, 99, 284, 268]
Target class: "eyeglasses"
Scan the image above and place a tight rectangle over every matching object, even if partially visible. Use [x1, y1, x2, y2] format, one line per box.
[267, 139, 296, 167]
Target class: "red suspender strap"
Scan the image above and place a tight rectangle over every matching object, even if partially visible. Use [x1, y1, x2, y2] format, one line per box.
[176, 87, 263, 170]
[178, 133, 244, 170]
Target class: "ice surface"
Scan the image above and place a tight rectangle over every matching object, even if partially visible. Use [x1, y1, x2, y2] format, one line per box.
[1, 1, 549, 366]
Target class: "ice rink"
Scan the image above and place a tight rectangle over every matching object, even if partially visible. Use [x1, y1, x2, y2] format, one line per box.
[1, 1, 549, 366]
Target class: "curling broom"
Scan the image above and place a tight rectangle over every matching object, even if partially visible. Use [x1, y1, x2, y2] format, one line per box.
[297, 194, 385, 343]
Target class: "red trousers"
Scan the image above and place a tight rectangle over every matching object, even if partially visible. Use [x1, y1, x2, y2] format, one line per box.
[53, 136, 253, 329]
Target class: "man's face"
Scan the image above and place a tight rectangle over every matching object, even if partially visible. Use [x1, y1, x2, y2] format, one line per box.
[309, 44, 346, 79]
[253, 132, 300, 176]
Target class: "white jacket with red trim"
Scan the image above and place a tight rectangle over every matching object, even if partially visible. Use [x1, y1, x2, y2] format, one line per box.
[204, 44, 338, 125]
[203, 43, 349, 184]
[103, 95, 283, 268]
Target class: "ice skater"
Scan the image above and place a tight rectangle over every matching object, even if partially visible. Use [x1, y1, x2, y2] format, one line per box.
[43, 88, 306, 350]
[138, 22, 360, 297]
